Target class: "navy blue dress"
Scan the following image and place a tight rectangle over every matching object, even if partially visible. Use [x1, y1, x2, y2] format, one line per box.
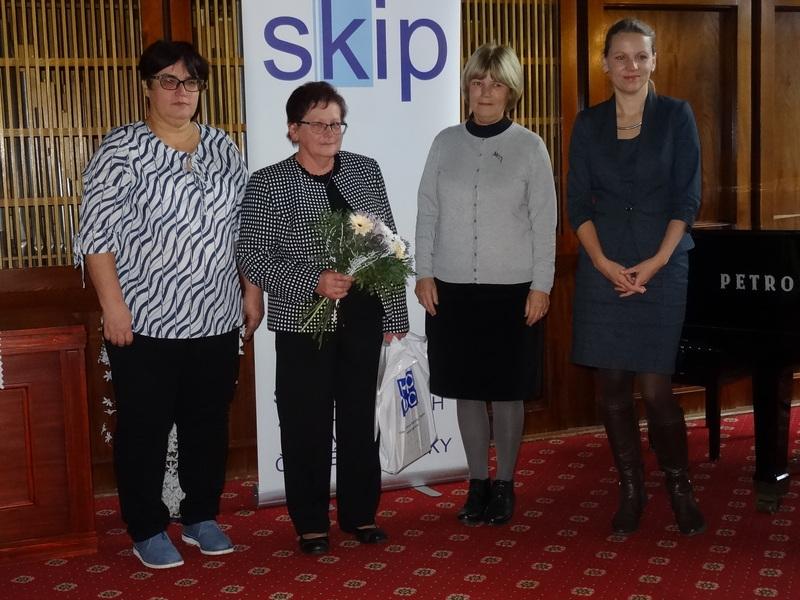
[567, 91, 701, 374]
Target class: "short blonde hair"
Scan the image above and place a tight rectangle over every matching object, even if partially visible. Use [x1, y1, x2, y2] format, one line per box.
[461, 43, 523, 111]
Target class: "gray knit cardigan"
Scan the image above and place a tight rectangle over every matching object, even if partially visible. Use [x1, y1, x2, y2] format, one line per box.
[415, 122, 557, 293]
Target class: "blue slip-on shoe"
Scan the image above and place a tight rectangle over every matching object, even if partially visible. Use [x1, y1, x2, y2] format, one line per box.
[132, 532, 184, 569]
[181, 520, 234, 555]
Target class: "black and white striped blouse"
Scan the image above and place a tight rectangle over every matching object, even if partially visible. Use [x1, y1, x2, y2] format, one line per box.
[237, 151, 409, 334]
[74, 122, 248, 339]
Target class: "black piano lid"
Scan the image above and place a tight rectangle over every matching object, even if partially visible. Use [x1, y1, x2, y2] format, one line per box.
[684, 229, 800, 337]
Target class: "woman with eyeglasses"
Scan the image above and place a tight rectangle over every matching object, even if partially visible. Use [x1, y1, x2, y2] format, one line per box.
[74, 40, 264, 569]
[237, 81, 409, 555]
[415, 44, 557, 526]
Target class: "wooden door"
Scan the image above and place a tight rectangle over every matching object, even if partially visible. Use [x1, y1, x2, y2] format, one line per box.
[759, 1, 800, 229]
[0, 326, 97, 562]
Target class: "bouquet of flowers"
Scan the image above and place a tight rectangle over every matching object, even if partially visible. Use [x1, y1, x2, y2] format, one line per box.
[300, 210, 414, 345]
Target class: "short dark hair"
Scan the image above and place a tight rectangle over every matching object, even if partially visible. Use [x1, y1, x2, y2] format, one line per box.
[138, 40, 209, 82]
[285, 81, 348, 125]
[603, 18, 656, 56]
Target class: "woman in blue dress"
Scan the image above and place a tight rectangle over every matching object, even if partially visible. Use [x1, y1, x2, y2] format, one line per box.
[568, 18, 705, 536]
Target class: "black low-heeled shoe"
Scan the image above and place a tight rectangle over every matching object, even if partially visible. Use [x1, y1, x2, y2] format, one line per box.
[484, 479, 516, 525]
[345, 526, 388, 544]
[298, 535, 329, 555]
[458, 478, 491, 523]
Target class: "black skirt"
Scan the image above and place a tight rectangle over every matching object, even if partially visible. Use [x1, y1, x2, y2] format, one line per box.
[425, 279, 543, 402]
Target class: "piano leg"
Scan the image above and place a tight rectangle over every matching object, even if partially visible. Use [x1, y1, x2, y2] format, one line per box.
[703, 374, 721, 462]
[751, 364, 792, 514]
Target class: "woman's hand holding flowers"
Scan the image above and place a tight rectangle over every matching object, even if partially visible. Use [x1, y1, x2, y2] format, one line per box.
[316, 270, 354, 300]
[300, 210, 414, 346]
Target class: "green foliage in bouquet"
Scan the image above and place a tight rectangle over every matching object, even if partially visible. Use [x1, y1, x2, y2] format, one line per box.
[300, 210, 414, 345]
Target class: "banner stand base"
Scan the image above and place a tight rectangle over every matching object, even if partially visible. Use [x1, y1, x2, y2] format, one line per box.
[412, 485, 442, 497]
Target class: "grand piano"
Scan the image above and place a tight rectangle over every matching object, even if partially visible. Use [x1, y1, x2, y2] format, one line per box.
[677, 228, 799, 513]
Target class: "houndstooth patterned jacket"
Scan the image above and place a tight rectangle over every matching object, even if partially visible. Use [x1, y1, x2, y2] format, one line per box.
[237, 151, 409, 334]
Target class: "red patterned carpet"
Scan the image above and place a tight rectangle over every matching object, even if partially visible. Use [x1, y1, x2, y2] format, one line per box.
[1, 410, 798, 600]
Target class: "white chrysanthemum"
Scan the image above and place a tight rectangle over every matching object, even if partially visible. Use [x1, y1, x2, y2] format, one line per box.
[377, 222, 393, 239]
[389, 236, 407, 259]
[349, 213, 374, 236]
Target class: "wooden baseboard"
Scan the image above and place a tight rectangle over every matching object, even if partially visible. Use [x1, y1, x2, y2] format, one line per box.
[0, 532, 98, 565]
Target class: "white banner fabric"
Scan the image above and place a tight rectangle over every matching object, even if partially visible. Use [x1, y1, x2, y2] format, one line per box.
[241, 0, 466, 506]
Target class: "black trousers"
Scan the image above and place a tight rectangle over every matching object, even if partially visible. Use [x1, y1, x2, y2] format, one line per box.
[106, 330, 239, 542]
[275, 292, 383, 535]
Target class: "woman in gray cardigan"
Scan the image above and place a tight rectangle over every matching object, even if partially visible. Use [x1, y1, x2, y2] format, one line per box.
[415, 44, 557, 525]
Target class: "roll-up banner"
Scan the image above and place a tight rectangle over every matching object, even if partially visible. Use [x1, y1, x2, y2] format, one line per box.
[241, 0, 466, 506]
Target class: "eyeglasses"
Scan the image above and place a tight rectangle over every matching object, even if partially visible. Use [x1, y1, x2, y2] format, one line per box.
[148, 74, 207, 92]
[298, 120, 348, 135]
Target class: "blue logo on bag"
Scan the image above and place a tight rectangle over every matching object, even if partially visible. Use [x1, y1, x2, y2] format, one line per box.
[396, 368, 418, 416]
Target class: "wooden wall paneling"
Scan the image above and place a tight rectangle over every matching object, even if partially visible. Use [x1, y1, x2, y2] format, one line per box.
[760, 1, 800, 230]
[0, 0, 144, 270]
[0, 267, 116, 492]
[170, 0, 194, 43]
[141, 0, 166, 46]
[734, 1, 753, 228]
[559, 0, 580, 253]
[552, 1, 599, 434]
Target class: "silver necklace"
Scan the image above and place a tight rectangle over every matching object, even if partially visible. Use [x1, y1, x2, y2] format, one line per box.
[616, 122, 642, 131]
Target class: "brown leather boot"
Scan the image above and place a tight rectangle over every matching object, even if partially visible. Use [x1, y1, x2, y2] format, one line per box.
[612, 465, 648, 534]
[649, 419, 706, 536]
[602, 403, 647, 534]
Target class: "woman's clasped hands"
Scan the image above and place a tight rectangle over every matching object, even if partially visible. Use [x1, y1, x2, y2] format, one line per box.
[598, 255, 666, 297]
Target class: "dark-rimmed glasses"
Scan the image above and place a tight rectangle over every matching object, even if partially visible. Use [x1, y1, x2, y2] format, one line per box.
[298, 121, 348, 135]
[148, 74, 207, 92]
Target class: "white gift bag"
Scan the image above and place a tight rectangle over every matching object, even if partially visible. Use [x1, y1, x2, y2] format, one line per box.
[375, 333, 437, 474]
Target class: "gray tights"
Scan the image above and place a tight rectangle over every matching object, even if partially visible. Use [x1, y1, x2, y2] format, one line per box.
[456, 399, 524, 481]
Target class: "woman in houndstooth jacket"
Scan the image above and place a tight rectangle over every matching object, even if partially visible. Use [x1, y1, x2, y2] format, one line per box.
[237, 81, 408, 556]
